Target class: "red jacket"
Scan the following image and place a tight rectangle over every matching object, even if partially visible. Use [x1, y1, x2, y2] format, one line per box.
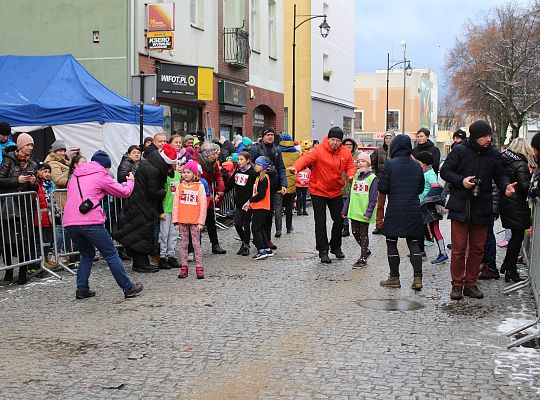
[34, 180, 52, 228]
[195, 155, 225, 210]
[293, 137, 356, 198]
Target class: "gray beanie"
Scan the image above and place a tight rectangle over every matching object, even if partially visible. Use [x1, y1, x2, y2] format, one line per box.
[51, 139, 67, 152]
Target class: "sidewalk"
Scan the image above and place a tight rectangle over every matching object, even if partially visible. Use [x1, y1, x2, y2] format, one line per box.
[0, 212, 539, 399]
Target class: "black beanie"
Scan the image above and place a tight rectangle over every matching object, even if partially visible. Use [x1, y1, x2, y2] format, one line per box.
[0, 122, 11, 136]
[469, 120, 492, 140]
[328, 127, 344, 141]
[417, 127, 430, 136]
[415, 151, 434, 166]
[452, 129, 466, 140]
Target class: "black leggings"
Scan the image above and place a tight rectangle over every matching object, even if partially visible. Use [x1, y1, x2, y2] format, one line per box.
[252, 209, 269, 250]
[385, 236, 422, 277]
[234, 208, 252, 245]
[502, 228, 525, 271]
[351, 220, 369, 258]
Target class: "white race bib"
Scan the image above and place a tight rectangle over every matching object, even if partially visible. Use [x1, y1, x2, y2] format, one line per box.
[180, 189, 199, 205]
[235, 173, 249, 186]
[353, 181, 369, 194]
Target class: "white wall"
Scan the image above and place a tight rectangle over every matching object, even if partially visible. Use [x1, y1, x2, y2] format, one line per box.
[248, 0, 284, 94]
[310, 0, 355, 110]
[136, 0, 217, 69]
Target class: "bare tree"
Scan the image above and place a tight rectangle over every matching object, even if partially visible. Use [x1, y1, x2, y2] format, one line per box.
[446, 1, 540, 143]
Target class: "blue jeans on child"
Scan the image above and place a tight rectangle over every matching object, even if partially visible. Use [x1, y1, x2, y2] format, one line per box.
[65, 224, 133, 293]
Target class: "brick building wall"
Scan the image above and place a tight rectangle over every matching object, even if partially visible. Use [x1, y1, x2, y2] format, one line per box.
[245, 85, 284, 138]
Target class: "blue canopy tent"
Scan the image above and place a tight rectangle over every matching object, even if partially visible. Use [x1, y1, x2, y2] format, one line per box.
[0, 54, 163, 170]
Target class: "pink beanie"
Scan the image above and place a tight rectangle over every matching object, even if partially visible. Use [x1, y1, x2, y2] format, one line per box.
[17, 133, 34, 150]
[357, 151, 371, 165]
[183, 160, 201, 176]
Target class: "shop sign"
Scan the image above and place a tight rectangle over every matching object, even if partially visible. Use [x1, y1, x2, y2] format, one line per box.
[147, 3, 175, 31]
[156, 63, 213, 101]
[147, 31, 174, 50]
[253, 110, 266, 126]
[373, 132, 385, 140]
[219, 81, 247, 107]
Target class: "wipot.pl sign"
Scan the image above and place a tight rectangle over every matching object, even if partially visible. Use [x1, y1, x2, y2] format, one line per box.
[147, 31, 174, 50]
[157, 62, 213, 101]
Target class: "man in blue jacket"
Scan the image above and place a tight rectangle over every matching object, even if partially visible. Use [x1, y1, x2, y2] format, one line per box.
[441, 120, 516, 300]
[249, 126, 287, 249]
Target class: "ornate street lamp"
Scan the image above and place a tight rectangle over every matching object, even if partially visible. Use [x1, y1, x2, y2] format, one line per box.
[385, 42, 412, 134]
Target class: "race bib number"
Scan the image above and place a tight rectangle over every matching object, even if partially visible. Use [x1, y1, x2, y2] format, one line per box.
[353, 181, 369, 194]
[235, 173, 249, 186]
[298, 172, 309, 184]
[170, 182, 179, 193]
[180, 190, 199, 205]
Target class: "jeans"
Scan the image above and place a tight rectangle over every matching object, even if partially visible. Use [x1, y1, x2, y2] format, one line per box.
[159, 213, 178, 257]
[342, 196, 349, 227]
[311, 194, 343, 254]
[66, 224, 133, 293]
[275, 193, 295, 233]
[482, 218, 497, 270]
[296, 187, 308, 213]
[450, 220, 488, 287]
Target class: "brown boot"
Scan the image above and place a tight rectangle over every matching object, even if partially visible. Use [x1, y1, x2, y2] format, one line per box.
[463, 285, 484, 299]
[450, 285, 463, 300]
[411, 275, 422, 290]
[379, 275, 401, 288]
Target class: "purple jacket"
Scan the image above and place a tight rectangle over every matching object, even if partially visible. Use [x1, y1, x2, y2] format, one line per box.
[63, 161, 134, 227]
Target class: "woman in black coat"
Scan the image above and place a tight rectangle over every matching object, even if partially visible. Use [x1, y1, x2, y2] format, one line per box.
[117, 145, 141, 183]
[113, 145, 176, 272]
[499, 138, 533, 283]
[378, 135, 425, 289]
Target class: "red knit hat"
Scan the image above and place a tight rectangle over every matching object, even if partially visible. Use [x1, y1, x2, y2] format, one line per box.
[159, 143, 177, 164]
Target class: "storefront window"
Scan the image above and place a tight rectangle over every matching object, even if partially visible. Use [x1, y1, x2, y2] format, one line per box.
[162, 103, 200, 137]
[220, 113, 243, 140]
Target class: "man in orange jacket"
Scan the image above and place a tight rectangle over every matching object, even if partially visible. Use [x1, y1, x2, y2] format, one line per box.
[289, 127, 356, 263]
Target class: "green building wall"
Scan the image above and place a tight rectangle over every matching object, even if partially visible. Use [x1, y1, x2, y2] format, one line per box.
[0, 0, 131, 96]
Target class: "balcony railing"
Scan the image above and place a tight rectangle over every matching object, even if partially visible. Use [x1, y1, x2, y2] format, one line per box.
[223, 27, 249, 68]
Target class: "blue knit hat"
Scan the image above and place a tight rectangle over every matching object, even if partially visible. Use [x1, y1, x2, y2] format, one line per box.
[91, 150, 112, 169]
[242, 136, 253, 146]
[254, 156, 270, 170]
[231, 152, 239, 163]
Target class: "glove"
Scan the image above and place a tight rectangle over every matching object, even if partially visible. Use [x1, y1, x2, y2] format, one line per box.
[435, 204, 448, 215]
[66, 146, 80, 160]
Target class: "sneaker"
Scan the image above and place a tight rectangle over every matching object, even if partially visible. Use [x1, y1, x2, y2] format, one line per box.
[352, 258, 367, 269]
[76, 289, 96, 300]
[158, 257, 171, 270]
[302, 210, 309, 216]
[196, 266, 204, 279]
[424, 240, 434, 247]
[178, 266, 188, 278]
[274, 231, 282, 238]
[330, 249, 345, 259]
[447, 243, 452, 250]
[253, 250, 268, 260]
[166, 257, 179, 268]
[124, 282, 144, 298]
[266, 241, 277, 250]
[379, 275, 401, 288]
[211, 244, 227, 254]
[450, 285, 463, 300]
[187, 253, 195, 262]
[497, 240, 509, 248]
[237, 244, 246, 255]
[463, 285, 484, 299]
[431, 254, 449, 265]
[411, 275, 423, 290]
[241, 245, 250, 256]
[265, 249, 274, 257]
[372, 228, 382, 235]
[320, 251, 332, 264]
[478, 264, 500, 280]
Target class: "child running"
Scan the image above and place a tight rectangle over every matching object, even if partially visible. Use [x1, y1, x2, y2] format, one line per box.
[415, 151, 449, 264]
[243, 156, 272, 260]
[158, 162, 182, 269]
[342, 152, 378, 268]
[173, 160, 207, 279]
[295, 167, 310, 215]
[225, 151, 258, 256]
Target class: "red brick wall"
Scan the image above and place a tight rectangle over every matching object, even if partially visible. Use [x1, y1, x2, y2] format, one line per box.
[246, 86, 284, 137]
[138, 54, 156, 74]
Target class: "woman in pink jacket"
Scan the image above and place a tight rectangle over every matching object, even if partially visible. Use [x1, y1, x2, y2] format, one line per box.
[63, 150, 143, 300]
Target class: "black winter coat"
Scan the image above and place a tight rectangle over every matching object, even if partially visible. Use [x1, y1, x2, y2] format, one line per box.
[113, 151, 170, 254]
[116, 155, 139, 183]
[412, 139, 441, 175]
[440, 139, 510, 226]
[499, 150, 531, 229]
[379, 135, 424, 238]
[248, 141, 287, 191]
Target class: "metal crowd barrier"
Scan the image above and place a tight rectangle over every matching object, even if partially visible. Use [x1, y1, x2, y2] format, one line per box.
[50, 189, 126, 273]
[505, 198, 540, 348]
[0, 191, 61, 281]
[213, 184, 235, 230]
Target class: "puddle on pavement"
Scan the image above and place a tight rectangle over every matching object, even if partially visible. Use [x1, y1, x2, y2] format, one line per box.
[357, 298, 424, 311]
[274, 252, 317, 260]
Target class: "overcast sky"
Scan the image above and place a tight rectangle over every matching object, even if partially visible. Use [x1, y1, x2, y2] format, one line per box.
[355, 0, 531, 96]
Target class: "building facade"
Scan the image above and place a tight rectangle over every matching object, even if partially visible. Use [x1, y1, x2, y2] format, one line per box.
[284, 0, 355, 142]
[353, 69, 438, 147]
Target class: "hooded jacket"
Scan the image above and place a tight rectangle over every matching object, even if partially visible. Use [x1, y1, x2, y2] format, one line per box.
[63, 161, 134, 227]
[499, 149, 531, 229]
[278, 135, 300, 193]
[440, 139, 510, 225]
[292, 136, 356, 199]
[113, 150, 170, 253]
[248, 140, 288, 191]
[378, 135, 425, 238]
[412, 139, 441, 175]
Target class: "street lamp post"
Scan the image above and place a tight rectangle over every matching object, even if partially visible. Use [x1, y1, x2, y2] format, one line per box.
[292, 4, 330, 140]
[385, 46, 412, 134]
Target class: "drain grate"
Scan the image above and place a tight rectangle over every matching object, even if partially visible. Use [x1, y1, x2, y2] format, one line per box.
[274, 252, 317, 260]
[358, 298, 424, 311]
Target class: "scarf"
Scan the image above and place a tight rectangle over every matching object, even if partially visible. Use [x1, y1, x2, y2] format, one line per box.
[198, 152, 216, 173]
[238, 164, 252, 173]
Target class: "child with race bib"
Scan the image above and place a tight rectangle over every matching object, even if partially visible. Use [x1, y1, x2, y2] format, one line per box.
[173, 160, 208, 279]
[342, 152, 378, 268]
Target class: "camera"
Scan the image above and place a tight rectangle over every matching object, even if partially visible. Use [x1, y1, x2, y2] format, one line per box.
[470, 177, 482, 197]
[79, 199, 96, 214]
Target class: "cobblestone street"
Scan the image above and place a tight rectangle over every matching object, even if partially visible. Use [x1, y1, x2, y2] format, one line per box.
[1, 212, 539, 399]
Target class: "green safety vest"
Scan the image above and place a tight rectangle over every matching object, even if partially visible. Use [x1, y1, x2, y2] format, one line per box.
[347, 172, 377, 223]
